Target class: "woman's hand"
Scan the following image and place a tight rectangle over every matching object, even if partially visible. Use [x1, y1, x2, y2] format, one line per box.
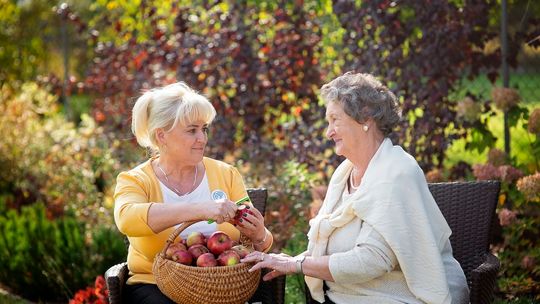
[241, 251, 296, 281]
[233, 205, 266, 244]
[202, 199, 238, 224]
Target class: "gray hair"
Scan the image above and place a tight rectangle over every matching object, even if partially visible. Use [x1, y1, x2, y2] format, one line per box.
[320, 72, 401, 136]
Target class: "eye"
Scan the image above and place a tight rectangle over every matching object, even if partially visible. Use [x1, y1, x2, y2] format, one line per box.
[188, 128, 197, 134]
[202, 127, 209, 133]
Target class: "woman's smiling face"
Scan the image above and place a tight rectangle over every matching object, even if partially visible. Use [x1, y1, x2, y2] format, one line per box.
[162, 120, 209, 164]
[325, 101, 363, 158]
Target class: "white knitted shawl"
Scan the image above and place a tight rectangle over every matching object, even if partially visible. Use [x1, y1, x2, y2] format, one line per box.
[306, 138, 452, 304]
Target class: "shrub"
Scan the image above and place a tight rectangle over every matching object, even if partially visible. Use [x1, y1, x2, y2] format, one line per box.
[0, 82, 118, 227]
[0, 203, 126, 302]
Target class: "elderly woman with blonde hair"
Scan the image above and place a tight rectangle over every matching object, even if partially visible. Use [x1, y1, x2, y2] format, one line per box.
[114, 82, 273, 303]
[242, 72, 469, 304]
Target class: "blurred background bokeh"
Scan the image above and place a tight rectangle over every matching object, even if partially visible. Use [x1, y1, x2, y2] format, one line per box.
[0, 0, 539, 303]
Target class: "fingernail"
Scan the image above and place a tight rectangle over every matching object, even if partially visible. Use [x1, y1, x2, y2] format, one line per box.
[242, 213, 248, 217]
[239, 219, 243, 222]
[246, 206, 250, 209]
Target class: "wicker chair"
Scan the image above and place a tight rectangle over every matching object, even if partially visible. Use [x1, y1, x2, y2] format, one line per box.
[306, 181, 500, 304]
[105, 188, 285, 304]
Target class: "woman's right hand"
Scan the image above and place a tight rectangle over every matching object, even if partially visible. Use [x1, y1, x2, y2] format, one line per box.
[202, 199, 238, 223]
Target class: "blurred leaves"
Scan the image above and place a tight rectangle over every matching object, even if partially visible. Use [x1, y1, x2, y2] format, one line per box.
[0, 82, 118, 227]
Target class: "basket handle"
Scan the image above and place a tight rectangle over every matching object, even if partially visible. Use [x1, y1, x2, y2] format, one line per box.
[159, 221, 197, 258]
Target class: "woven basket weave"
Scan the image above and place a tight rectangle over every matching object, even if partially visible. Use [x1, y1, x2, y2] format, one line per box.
[153, 221, 261, 304]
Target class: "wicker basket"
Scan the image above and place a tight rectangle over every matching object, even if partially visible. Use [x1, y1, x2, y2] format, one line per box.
[153, 221, 261, 304]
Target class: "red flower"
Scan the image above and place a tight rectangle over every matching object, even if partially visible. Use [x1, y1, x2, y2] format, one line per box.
[69, 275, 109, 304]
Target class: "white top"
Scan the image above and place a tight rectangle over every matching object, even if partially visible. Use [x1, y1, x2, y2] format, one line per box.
[306, 138, 469, 304]
[159, 173, 217, 238]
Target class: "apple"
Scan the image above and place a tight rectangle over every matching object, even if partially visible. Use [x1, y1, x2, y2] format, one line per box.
[230, 205, 254, 225]
[231, 244, 252, 259]
[166, 242, 187, 259]
[186, 231, 206, 248]
[171, 249, 193, 265]
[188, 244, 209, 260]
[217, 250, 241, 266]
[196, 252, 217, 267]
[207, 231, 233, 255]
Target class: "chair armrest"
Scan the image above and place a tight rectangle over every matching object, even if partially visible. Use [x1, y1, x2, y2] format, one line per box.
[249, 269, 285, 304]
[469, 253, 500, 304]
[105, 262, 129, 304]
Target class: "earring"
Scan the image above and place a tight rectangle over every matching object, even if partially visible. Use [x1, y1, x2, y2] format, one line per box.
[363, 125, 369, 132]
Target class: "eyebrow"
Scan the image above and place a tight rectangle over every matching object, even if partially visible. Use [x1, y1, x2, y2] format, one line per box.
[325, 113, 337, 120]
[187, 123, 209, 128]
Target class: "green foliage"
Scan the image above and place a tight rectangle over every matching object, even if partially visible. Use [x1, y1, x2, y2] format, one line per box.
[0, 83, 118, 226]
[281, 218, 309, 304]
[243, 159, 320, 250]
[444, 84, 540, 299]
[0, 202, 127, 302]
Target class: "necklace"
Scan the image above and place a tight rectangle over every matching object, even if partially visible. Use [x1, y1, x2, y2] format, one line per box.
[349, 168, 361, 190]
[157, 162, 198, 196]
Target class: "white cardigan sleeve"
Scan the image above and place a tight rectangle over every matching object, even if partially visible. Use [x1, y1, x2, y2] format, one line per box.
[328, 221, 397, 284]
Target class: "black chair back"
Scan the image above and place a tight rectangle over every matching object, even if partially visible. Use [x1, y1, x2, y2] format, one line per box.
[428, 181, 500, 284]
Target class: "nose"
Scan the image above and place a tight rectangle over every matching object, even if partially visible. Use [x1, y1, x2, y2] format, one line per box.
[325, 126, 334, 140]
[196, 130, 207, 143]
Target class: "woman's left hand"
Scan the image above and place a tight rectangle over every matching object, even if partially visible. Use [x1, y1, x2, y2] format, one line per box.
[241, 251, 296, 281]
[234, 205, 266, 244]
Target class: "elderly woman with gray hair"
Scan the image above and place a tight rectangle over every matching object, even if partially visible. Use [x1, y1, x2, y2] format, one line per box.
[242, 72, 469, 304]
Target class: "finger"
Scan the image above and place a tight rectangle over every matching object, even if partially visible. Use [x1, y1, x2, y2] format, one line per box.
[248, 262, 265, 272]
[263, 270, 285, 281]
[242, 251, 262, 261]
[247, 206, 264, 220]
[236, 217, 256, 229]
[241, 255, 258, 263]
[241, 212, 259, 225]
[228, 199, 239, 210]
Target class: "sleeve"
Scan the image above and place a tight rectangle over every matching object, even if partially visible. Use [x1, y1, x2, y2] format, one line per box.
[228, 166, 248, 202]
[328, 221, 398, 284]
[113, 171, 156, 237]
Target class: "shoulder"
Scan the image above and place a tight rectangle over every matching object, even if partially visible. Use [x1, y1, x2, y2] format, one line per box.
[384, 145, 424, 181]
[203, 157, 238, 172]
[117, 159, 154, 185]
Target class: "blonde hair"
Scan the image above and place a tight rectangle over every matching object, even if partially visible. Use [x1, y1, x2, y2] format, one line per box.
[131, 82, 216, 154]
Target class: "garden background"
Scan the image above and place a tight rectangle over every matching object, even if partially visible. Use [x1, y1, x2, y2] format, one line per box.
[0, 0, 539, 303]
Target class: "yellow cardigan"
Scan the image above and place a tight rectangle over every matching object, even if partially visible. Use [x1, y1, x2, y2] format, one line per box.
[114, 157, 256, 285]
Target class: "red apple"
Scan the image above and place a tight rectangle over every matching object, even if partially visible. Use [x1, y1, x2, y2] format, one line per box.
[186, 231, 206, 248]
[207, 231, 233, 255]
[171, 249, 193, 265]
[217, 250, 241, 266]
[166, 242, 187, 259]
[231, 244, 252, 259]
[188, 244, 209, 260]
[196, 252, 217, 267]
[230, 205, 254, 225]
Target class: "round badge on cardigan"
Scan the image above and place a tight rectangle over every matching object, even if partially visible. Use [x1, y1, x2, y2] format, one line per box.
[211, 190, 228, 201]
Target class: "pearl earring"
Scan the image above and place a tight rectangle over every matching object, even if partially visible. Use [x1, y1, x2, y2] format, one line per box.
[363, 125, 369, 132]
